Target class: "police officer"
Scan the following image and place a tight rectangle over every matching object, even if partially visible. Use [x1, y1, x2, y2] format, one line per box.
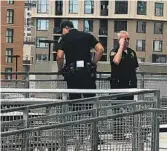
[109, 30, 139, 140]
[110, 30, 139, 98]
[56, 20, 104, 100]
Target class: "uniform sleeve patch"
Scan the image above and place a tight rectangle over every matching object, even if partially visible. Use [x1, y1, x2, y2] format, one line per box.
[57, 37, 62, 43]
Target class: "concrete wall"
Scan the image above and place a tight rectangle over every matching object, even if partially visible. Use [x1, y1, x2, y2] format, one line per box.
[97, 62, 167, 73]
[34, 61, 167, 73]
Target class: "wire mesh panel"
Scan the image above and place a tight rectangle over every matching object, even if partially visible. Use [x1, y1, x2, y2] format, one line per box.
[1, 110, 159, 151]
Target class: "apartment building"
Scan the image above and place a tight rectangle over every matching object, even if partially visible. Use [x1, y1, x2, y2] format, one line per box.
[30, 0, 167, 72]
[1, 0, 25, 79]
[23, 0, 36, 74]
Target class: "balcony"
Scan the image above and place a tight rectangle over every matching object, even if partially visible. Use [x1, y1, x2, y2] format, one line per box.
[25, 1, 36, 7]
[98, 28, 108, 37]
[24, 37, 35, 45]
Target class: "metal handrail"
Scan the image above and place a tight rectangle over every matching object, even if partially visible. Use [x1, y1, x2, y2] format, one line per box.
[1, 71, 167, 75]
[1, 101, 156, 126]
[1, 89, 159, 113]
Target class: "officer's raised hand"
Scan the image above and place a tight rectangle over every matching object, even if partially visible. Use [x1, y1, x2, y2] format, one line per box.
[119, 37, 125, 50]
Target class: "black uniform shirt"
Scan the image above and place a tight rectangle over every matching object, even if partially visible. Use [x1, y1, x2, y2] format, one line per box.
[110, 47, 139, 81]
[57, 29, 98, 65]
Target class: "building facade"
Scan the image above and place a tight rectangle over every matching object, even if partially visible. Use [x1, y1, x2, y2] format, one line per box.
[30, 0, 167, 72]
[1, 0, 25, 79]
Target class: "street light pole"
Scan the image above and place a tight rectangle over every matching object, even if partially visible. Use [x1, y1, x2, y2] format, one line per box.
[7, 55, 20, 80]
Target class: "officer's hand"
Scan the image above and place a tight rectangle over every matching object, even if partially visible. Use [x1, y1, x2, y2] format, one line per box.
[119, 38, 125, 49]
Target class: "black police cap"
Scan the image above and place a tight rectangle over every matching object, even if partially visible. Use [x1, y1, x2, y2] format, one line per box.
[56, 20, 74, 34]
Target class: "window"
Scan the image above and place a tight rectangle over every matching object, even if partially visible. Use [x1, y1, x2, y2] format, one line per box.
[154, 22, 163, 34]
[100, 1, 108, 16]
[69, 0, 78, 13]
[6, 28, 13, 43]
[152, 54, 166, 63]
[155, 3, 163, 16]
[136, 21, 146, 33]
[7, 0, 14, 4]
[114, 21, 127, 32]
[115, 1, 128, 14]
[153, 40, 163, 52]
[113, 39, 119, 48]
[137, 1, 147, 15]
[37, 19, 49, 30]
[54, 19, 62, 34]
[99, 37, 107, 53]
[6, 48, 13, 63]
[55, 1, 63, 15]
[136, 40, 146, 51]
[36, 37, 48, 48]
[27, 18, 31, 26]
[99, 19, 108, 35]
[84, 20, 93, 32]
[37, 0, 49, 13]
[71, 20, 78, 29]
[36, 54, 48, 61]
[84, 0, 94, 14]
[7, 9, 14, 24]
[5, 68, 12, 80]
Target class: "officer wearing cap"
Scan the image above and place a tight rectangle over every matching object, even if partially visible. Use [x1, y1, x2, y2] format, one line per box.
[109, 30, 139, 140]
[56, 20, 104, 100]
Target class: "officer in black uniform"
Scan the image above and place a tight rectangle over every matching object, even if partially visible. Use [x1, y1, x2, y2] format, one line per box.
[56, 20, 104, 146]
[56, 20, 104, 100]
[109, 30, 139, 140]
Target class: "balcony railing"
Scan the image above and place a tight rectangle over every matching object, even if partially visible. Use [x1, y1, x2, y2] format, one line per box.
[24, 37, 35, 45]
[25, 1, 36, 7]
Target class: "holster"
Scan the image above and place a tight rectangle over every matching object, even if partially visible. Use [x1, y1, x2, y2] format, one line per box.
[62, 62, 96, 80]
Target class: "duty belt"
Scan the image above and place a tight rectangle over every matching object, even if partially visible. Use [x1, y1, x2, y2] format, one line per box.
[62, 61, 96, 78]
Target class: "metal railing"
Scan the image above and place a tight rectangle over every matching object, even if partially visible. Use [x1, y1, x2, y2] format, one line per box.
[1, 88, 166, 151]
[1, 71, 167, 125]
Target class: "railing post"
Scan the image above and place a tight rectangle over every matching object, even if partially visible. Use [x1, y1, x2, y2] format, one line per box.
[139, 72, 145, 100]
[23, 107, 29, 151]
[91, 98, 99, 151]
[61, 93, 68, 151]
[25, 72, 30, 98]
[153, 90, 160, 151]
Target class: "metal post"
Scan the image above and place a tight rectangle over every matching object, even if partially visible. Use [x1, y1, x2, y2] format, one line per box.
[139, 73, 145, 100]
[23, 107, 29, 151]
[61, 93, 67, 151]
[48, 42, 51, 61]
[16, 56, 18, 80]
[154, 90, 160, 151]
[92, 98, 99, 151]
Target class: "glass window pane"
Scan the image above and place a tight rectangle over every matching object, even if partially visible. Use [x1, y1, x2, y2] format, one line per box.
[84, 0, 94, 14]
[71, 20, 78, 29]
[137, 1, 147, 15]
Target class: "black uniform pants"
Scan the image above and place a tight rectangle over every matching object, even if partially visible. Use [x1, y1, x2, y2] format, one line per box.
[110, 78, 137, 139]
[66, 69, 96, 110]
[65, 69, 96, 140]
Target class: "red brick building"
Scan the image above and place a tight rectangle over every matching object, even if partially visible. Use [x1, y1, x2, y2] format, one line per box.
[1, 0, 24, 79]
